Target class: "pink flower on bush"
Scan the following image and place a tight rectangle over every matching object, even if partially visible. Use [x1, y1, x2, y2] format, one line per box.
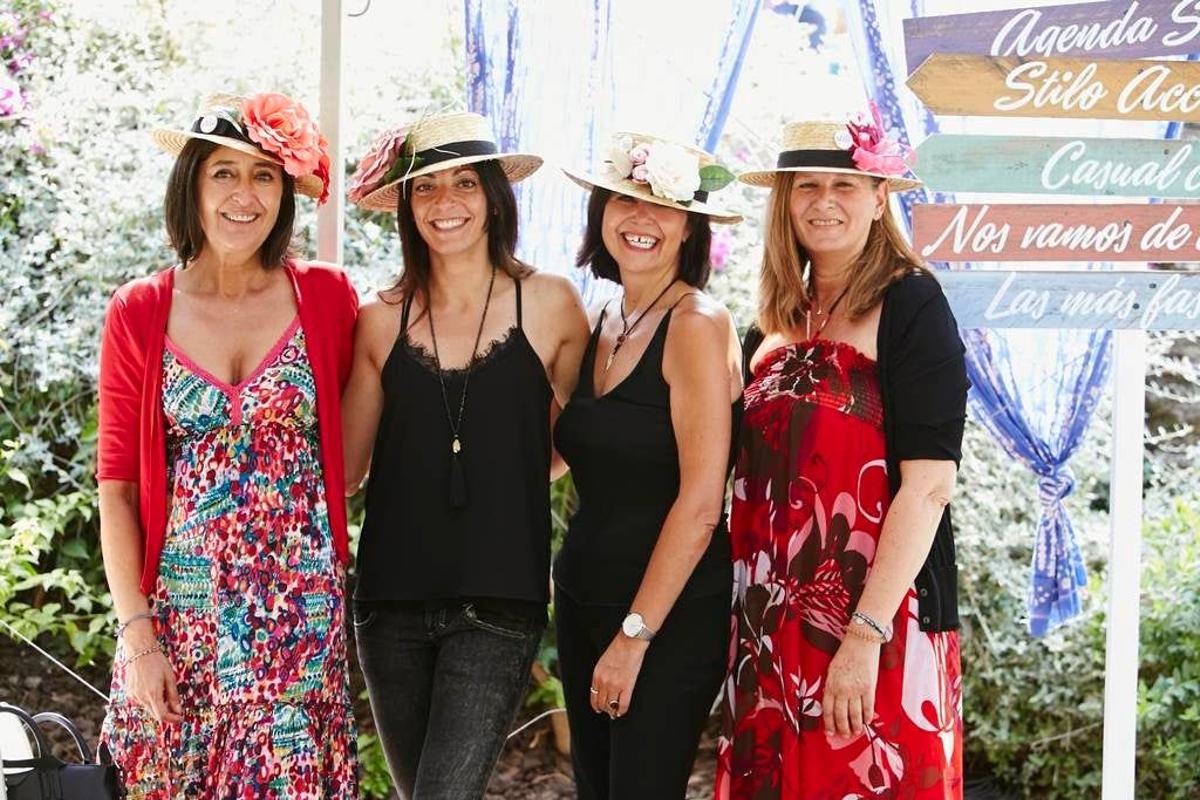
[241, 92, 325, 179]
[710, 226, 732, 274]
[0, 69, 23, 118]
[845, 101, 915, 177]
[347, 124, 409, 203]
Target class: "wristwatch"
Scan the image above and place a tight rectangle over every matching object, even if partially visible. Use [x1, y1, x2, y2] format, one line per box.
[621, 612, 656, 641]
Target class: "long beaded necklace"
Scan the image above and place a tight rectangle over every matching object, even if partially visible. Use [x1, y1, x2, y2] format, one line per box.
[427, 266, 496, 509]
[603, 280, 677, 372]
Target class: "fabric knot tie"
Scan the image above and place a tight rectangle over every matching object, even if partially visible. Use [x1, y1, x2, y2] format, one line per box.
[1037, 469, 1076, 506]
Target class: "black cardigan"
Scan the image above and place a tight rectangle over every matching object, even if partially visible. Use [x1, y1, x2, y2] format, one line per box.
[741, 271, 969, 631]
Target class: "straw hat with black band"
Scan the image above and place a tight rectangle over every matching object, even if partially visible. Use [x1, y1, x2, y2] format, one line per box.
[349, 111, 542, 212]
[152, 92, 330, 202]
[562, 132, 742, 224]
[739, 118, 922, 193]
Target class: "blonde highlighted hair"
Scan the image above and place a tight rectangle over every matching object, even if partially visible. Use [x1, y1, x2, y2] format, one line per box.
[757, 171, 929, 334]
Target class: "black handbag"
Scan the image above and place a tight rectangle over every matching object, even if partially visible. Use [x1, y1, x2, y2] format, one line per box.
[0, 703, 124, 799]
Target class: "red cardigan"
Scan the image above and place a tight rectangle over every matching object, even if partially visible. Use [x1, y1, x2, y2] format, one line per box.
[96, 260, 358, 595]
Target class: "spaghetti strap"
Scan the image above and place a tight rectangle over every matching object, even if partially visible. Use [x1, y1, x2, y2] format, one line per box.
[667, 291, 701, 312]
[399, 294, 414, 343]
[515, 276, 523, 330]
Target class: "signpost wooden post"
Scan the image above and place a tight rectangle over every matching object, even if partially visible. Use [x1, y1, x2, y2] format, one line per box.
[913, 202, 1200, 261]
[908, 53, 1200, 120]
[913, 134, 1200, 198]
[903, 0, 1200, 75]
[901, 4, 1200, 797]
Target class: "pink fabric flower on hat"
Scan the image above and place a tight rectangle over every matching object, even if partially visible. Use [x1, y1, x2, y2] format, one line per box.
[241, 92, 325, 179]
[845, 101, 915, 177]
[348, 124, 410, 203]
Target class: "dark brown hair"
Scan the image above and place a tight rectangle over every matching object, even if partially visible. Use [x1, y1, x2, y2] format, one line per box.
[164, 138, 296, 268]
[757, 171, 928, 333]
[575, 187, 714, 289]
[390, 159, 532, 306]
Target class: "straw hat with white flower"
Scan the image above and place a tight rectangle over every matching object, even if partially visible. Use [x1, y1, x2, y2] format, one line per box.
[152, 92, 332, 203]
[739, 103, 921, 192]
[563, 133, 742, 224]
[349, 111, 543, 212]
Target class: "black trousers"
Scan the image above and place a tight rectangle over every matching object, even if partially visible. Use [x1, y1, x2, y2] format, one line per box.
[554, 588, 729, 799]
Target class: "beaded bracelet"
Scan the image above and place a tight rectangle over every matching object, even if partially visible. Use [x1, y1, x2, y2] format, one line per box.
[123, 644, 163, 665]
[849, 611, 893, 643]
[115, 611, 154, 638]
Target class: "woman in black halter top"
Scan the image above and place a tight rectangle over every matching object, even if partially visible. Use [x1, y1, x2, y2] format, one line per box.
[340, 113, 590, 799]
[555, 135, 744, 799]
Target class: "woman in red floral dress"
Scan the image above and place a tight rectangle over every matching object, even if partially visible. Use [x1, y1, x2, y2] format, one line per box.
[716, 112, 969, 799]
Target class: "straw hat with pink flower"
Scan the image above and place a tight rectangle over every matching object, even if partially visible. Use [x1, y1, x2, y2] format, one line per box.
[562, 132, 742, 224]
[739, 102, 921, 192]
[152, 92, 332, 204]
[349, 111, 542, 212]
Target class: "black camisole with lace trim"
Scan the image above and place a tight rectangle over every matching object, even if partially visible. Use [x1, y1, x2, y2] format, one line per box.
[355, 278, 554, 605]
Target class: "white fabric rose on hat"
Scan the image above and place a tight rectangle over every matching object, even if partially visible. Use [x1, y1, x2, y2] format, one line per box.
[608, 135, 635, 179]
[643, 142, 701, 203]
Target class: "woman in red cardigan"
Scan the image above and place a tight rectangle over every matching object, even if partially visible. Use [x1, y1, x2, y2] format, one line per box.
[96, 92, 359, 798]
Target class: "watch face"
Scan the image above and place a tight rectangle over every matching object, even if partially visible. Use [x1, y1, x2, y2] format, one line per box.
[622, 614, 642, 637]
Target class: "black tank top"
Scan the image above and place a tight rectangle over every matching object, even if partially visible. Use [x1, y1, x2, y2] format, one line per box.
[552, 302, 742, 605]
[355, 278, 554, 604]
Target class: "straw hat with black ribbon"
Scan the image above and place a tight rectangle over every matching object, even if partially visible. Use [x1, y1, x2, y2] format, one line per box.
[562, 132, 742, 224]
[349, 112, 543, 212]
[739, 110, 922, 192]
[151, 92, 331, 203]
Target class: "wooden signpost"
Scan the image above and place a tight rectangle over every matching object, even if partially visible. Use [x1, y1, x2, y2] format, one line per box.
[900, 3, 1200, 799]
[939, 269, 1200, 330]
[908, 53, 1200, 120]
[914, 202, 1200, 261]
[913, 134, 1200, 198]
[903, 0, 1200, 76]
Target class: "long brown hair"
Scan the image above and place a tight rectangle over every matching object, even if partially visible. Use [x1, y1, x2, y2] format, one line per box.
[757, 171, 928, 334]
[388, 159, 532, 308]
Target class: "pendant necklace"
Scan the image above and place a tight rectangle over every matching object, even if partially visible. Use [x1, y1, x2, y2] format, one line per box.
[604, 280, 677, 372]
[805, 282, 850, 341]
[427, 266, 496, 508]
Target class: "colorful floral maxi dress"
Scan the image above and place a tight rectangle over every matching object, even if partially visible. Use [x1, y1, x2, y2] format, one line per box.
[101, 321, 358, 799]
[715, 340, 962, 800]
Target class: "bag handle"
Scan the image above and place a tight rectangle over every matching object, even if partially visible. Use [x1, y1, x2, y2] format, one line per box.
[32, 712, 93, 763]
[0, 702, 50, 762]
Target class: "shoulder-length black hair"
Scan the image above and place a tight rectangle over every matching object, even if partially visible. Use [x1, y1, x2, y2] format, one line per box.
[163, 138, 296, 268]
[575, 186, 714, 289]
[389, 159, 532, 306]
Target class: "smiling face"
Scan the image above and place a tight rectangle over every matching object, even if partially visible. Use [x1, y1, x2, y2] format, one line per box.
[788, 171, 887, 266]
[194, 145, 284, 262]
[600, 193, 690, 281]
[408, 165, 489, 260]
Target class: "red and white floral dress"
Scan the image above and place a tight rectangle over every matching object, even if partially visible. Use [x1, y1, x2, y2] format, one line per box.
[715, 339, 963, 800]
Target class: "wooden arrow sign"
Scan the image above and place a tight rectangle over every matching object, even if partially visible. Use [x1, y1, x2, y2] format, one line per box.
[903, 0, 1200, 76]
[939, 269, 1200, 330]
[913, 202, 1200, 261]
[907, 54, 1200, 121]
[913, 134, 1200, 198]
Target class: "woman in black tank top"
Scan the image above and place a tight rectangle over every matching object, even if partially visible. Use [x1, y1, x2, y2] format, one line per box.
[341, 113, 589, 799]
[554, 135, 744, 799]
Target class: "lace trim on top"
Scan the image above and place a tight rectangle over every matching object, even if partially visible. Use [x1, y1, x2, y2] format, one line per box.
[401, 325, 522, 378]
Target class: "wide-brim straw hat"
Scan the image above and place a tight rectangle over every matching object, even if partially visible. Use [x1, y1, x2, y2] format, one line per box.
[353, 112, 543, 212]
[151, 93, 327, 200]
[739, 120, 922, 192]
[562, 133, 742, 224]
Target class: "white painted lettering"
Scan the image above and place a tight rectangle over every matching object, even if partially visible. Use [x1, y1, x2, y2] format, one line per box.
[920, 205, 1009, 257]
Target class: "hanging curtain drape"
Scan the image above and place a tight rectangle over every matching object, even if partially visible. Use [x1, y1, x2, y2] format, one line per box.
[464, 0, 759, 303]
